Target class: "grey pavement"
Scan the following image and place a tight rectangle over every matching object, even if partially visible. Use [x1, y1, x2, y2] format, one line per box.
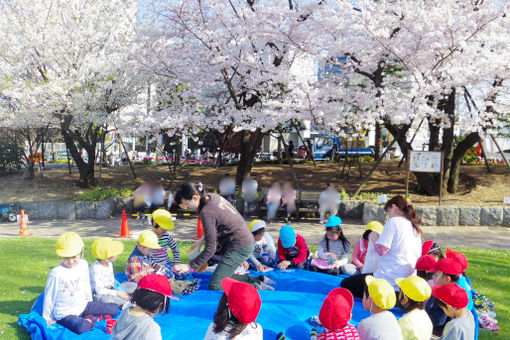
[1, 217, 510, 249]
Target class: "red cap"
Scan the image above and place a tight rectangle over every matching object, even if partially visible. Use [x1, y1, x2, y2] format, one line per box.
[416, 255, 437, 272]
[319, 288, 354, 331]
[422, 240, 434, 256]
[137, 274, 173, 297]
[432, 283, 469, 309]
[433, 258, 463, 276]
[445, 249, 468, 271]
[222, 278, 261, 324]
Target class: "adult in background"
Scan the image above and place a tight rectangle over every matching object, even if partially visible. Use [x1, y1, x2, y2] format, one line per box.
[341, 195, 422, 297]
[318, 182, 341, 224]
[172, 182, 274, 291]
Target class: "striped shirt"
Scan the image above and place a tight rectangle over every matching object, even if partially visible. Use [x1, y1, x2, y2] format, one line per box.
[151, 233, 181, 265]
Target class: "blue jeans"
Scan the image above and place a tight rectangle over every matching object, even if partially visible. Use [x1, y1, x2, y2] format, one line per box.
[57, 301, 118, 334]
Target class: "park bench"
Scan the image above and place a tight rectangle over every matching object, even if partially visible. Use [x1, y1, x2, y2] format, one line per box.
[257, 187, 322, 221]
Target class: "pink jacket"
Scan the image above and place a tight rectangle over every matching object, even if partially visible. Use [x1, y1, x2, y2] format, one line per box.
[351, 238, 369, 269]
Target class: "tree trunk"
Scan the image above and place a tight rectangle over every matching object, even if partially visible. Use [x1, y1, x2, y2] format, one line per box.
[440, 89, 456, 195]
[374, 123, 383, 159]
[428, 118, 441, 151]
[277, 136, 282, 164]
[278, 133, 300, 188]
[61, 120, 98, 186]
[235, 130, 264, 186]
[447, 132, 480, 193]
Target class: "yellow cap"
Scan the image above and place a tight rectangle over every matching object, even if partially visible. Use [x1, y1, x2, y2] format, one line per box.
[248, 219, 266, 232]
[365, 276, 396, 310]
[138, 230, 161, 249]
[56, 232, 84, 257]
[395, 276, 431, 302]
[91, 237, 124, 260]
[152, 209, 174, 230]
[366, 221, 384, 234]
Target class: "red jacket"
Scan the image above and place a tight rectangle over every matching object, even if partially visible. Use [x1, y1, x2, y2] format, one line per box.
[277, 234, 309, 266]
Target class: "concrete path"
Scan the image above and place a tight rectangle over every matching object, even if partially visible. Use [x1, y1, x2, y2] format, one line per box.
[1, 217, 510, 249]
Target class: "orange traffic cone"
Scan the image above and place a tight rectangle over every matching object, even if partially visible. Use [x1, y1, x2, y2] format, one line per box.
[195, 217, 204, 239]
[119, 210, 130, 238]
[19, 209, 30, 236]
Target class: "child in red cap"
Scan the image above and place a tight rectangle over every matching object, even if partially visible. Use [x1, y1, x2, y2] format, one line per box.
[204, 278, 263, 339]
[318, 288, 360, 340]
[112, 274, 173, 340]
[415, 255, 437, 282]
[426, 258, 472, 337]
[431, 283, 475, 340]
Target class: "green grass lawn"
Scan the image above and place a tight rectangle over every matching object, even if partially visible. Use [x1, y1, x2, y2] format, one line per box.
[0, 238, 507, 339]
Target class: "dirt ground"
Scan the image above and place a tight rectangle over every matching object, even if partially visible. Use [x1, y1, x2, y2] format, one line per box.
[1, 161, 509, 206]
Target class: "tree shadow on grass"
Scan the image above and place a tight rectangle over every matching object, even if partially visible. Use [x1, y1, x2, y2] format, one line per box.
[19, 286, 44, 295]
[0, 297, 38, 317]
[7, 321, 31, 340]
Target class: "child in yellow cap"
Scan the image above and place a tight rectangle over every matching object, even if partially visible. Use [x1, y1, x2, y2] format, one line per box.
[357, 276, 402, 340]
[90, 237, 131, 308]
[125, 230, 161, 282]
[395, 276, 433, 340]
[151, 209, 181, 279]
[245, 219, 276, 272]
[43, 232, 118, 334]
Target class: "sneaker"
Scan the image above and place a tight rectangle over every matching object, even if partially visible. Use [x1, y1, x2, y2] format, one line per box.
[276, 332, 287, 340]
[258, 281, 275, 291]
[480, 317, 500, 333]
[310, 328, 318, 340]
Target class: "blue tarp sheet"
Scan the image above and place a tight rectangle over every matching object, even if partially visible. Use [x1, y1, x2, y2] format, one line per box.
[19, 270, 395, 340]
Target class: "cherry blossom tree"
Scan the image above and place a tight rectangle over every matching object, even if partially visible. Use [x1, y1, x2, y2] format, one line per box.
[0, 0, 141, 185]
[310, 0, 510, 194]
[133, 0, 327, 184]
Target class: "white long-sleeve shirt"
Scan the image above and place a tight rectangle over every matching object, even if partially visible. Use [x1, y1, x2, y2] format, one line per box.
[90, 260, 117, 297]
[248, 233, 277, 266]
[43, 259, 92, 321]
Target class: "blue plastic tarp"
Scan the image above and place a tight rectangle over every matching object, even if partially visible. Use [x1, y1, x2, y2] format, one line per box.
[19, 270, 397, 340]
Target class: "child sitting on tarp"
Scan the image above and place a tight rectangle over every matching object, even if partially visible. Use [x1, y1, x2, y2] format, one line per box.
[309, 216, 356, 276]
[150, 209, 181, 279]
[246, 219, 276, 272]
[395, 276, 433, 340]
[317, 287, 360, 339]
[90, 237, 132, 308]
[431, 283, 475, 340]
[112, 274, 173, 340]
[351, 221, 384, 274]
[204, 278, 263, 339]
[427, 257, 473, 337]
[125, 231, 160, 283]
[43, 232, 118, 334]
[277, 225, 310, 270]
[357, 276, 402, 340]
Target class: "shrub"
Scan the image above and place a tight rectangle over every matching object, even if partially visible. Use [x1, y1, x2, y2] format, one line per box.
[75, 187, 134, 201]
[0, 139, 23, 176]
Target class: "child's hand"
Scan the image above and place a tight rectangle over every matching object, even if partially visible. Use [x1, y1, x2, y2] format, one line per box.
[278, 261, 290, 271]
[46, 318, 57, 325]
[173, 263, 190, 274]
[328, 253, 337, 259]
[242, 261, 249, 270]
[154, 263, 163, 271]
[117, 291, 130, 301]
[257, 264, 265, 272]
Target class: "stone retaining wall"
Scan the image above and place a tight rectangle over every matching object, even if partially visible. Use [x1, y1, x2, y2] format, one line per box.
[18, 197, 132, 221]
[362, 204, 510, 227]
[14, 198, 510, 227]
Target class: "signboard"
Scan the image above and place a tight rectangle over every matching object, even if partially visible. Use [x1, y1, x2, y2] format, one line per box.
[406, 150, 444, 205]
[409, 151, 442, 173]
